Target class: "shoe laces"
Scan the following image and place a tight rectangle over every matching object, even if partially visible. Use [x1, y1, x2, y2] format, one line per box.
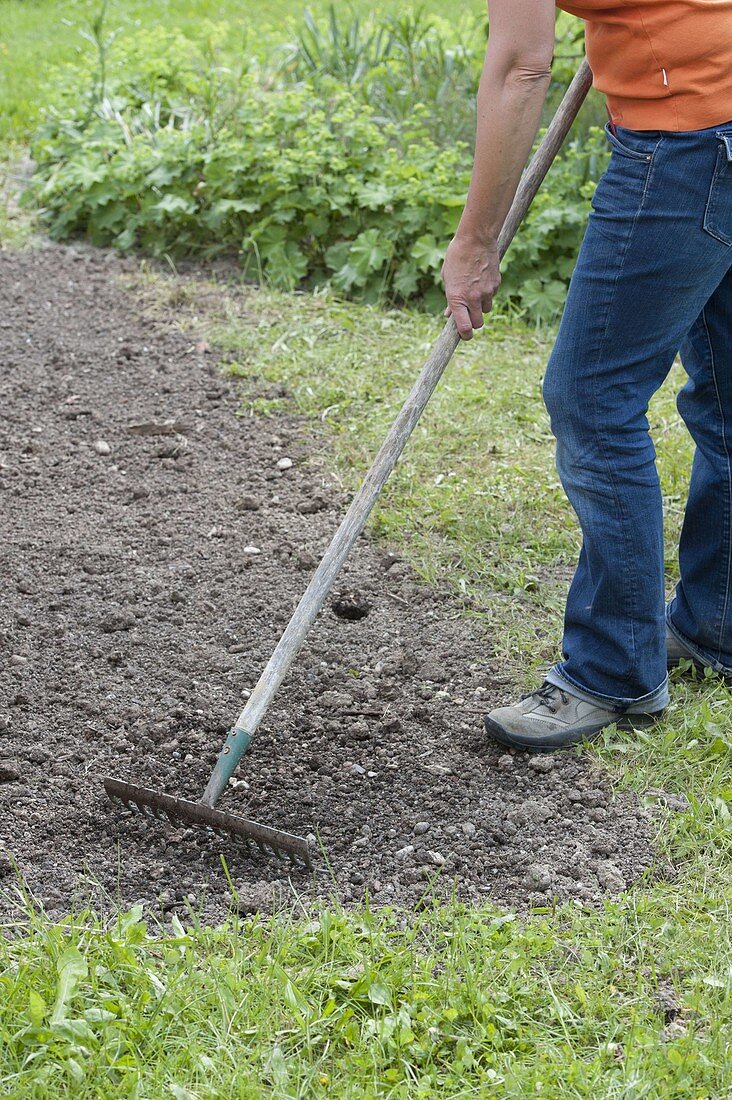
[521, 681, 569, 714]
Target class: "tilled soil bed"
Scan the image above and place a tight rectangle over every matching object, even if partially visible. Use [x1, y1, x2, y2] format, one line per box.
[0, 245, 656, 922]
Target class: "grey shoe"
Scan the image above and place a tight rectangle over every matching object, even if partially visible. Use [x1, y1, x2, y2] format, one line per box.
[484, 681, 664, 753]
[666, 625, 732, 681]
[666, 625, 701, 670]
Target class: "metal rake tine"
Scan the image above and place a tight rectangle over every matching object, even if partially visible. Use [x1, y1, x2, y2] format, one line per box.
[103, 778, 313, 870]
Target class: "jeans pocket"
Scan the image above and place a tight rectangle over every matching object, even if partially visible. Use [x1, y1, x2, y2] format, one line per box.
[703, 132, 732, 246]
[603, 121, 658, 162]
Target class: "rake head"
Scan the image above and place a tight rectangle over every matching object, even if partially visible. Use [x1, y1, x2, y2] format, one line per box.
[104, 778, 313, 870]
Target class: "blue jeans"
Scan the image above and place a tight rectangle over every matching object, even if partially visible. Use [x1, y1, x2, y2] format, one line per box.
[543, 120, 732, 712]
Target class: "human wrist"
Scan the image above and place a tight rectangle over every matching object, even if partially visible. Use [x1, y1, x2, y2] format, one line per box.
[453, 225, 500, 251]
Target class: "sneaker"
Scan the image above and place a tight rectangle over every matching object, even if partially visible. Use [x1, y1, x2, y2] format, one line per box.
[484, 681, 664, 753]
[666, 625, 732, 681]
[666, 625, 702, 671]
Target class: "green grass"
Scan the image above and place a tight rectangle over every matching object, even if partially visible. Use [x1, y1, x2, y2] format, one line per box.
[1, 884, 731, 1098]
[0, 0, 450, 145]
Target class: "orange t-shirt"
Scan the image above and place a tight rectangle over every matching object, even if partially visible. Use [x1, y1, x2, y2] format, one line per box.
[556, 0, 732, 130]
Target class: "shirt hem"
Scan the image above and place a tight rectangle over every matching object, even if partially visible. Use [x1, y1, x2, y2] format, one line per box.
[606, 94, 732, 132]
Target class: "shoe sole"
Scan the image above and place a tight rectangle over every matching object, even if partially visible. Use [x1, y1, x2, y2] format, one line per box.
[483, 711, 663, 754]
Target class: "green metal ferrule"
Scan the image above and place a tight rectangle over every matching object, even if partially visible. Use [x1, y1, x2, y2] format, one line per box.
[202, 726, 254, 806]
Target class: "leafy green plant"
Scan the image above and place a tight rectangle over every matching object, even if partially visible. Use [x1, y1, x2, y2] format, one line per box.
[24, 20, 609, 322]
[274, 5, 485, 146]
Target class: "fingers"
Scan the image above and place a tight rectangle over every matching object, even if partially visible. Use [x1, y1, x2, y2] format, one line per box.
[450, 302, 476, 340]
[440, 242, 501, 338]
[467, 301, 484, 331]
[447, 297, 489, 340]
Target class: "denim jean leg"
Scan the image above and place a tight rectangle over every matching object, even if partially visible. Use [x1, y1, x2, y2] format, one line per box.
[669, 263, 732, 669]
[543, 124, 732, 706]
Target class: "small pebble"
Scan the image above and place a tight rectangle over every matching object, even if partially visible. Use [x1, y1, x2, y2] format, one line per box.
[0, 763, 21, 784]
[93, 440, 111, 456]
[277, 457, 293, 470]
[296, 497, 326, 514]
[646, 787, 691, 813]
[413, 821, 430, 836]
[396, 844, 415, 860]
[525, 863, 552, 891]
[528, 756, 554, 773]
[225, 774, 248, 792]
[497, 753, 514, 770]
[242, 546, 261, 556]
[424, 764, 452, 776]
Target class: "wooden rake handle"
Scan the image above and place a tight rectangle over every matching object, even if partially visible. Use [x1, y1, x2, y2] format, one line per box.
[202, 59, 594, 807]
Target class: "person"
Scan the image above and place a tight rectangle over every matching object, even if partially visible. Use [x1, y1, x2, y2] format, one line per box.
[441, 0, 732, 751]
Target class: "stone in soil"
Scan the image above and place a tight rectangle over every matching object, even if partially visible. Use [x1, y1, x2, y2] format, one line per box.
[0, 245, 656, 923]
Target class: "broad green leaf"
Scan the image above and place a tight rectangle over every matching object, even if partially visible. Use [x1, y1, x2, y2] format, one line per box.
[51, 948, 88, 1026]
[412, 233, 443, 274]
[367, 980, 392, 1007]
[349, 228, 392, 278]
[28, 990, 47, 1026]
[154, 194, 196, 216]
[393, 261, 419, 297]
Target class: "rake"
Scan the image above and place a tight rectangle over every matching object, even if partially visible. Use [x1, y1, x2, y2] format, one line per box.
[103, 60, 593, 871]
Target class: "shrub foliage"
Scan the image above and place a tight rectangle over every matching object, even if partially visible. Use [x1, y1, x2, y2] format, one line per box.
[25, 18, 608, 321]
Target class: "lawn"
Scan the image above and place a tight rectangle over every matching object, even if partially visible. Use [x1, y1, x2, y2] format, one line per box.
[0, 0, 450, 144]
[1, 0, 731, 1096]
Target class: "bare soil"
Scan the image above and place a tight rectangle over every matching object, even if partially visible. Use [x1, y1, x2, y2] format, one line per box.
[0, 245, 656, 922]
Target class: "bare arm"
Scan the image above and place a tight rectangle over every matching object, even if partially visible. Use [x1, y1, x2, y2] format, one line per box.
[442, 0, 556, 339]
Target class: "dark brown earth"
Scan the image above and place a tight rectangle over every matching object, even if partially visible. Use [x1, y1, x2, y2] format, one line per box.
[0, 244, 656, 922]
